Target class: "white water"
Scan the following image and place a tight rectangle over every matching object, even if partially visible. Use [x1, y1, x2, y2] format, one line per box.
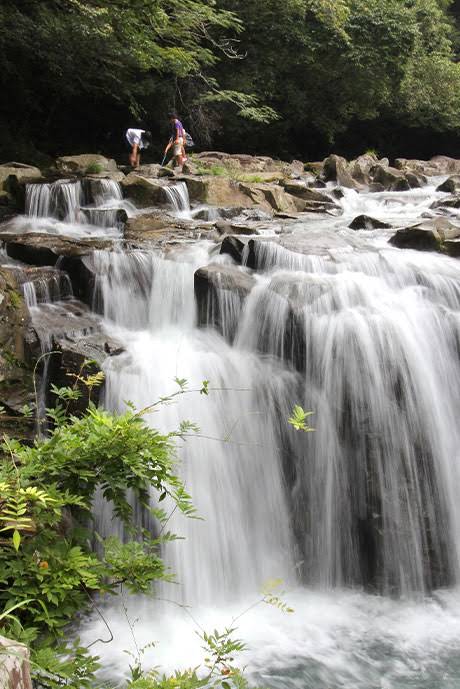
[164, 181, 191, 217]
[34, 178, 460, 687]
[11, 177, 130, 238]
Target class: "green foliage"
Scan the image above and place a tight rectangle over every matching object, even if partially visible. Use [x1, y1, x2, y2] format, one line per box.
[0, 379, 198, 687]
[85, 162, 104, 174]
[288, 405, 315, 432]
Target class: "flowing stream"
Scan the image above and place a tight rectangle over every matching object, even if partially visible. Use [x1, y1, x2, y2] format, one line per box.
[9, 173, 460, 687]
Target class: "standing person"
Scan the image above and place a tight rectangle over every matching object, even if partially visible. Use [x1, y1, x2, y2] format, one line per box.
[163, 113, 186, 168]
[125, 128, 152, 168]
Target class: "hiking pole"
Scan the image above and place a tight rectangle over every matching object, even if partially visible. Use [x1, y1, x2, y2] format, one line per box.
[161, 154, 167, 167]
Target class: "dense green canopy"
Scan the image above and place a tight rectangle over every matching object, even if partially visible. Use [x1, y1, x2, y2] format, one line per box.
[1, 0, 460, 161]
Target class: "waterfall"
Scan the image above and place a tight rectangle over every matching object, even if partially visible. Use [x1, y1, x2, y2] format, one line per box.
[164, 182, 190, 215]
[65, 182, 460, 687]
[85, 244, 294, 604]
[235, 246, 460, 593]
[17, 177, 127, 238]
[86, 235, 460, 598]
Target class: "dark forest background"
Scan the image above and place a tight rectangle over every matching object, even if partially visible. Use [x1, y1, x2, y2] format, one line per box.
[2, 0, 460, 165]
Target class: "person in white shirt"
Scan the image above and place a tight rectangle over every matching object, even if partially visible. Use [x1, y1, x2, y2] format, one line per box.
[125, 128, 152, 167]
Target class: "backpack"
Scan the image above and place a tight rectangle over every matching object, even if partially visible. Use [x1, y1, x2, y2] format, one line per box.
[184, 131, 195, 148]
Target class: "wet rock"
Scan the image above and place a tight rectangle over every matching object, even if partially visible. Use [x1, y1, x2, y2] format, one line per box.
[245, 231, 349, 269]
[0, 267, 34, 439]
[322, 154, 359, 190]
[350, 153, 379, 185]
[349, 215, 392, 230]
[371, 164, 405, 189]
[238, 182, 298, 213]
[406, 172, 427, 189]
[304, 161, 324, 176]
[436, 176, 460, 194]
[369, 182, 385, 193]
[124, 211, 213, 247]
[194, 263, 254, 340]
[121, 173, 169, 207]
[195, 263, 254, 296]
[56, 154, 118, 174]
[182, 175, 251, 207]
[444, 240, 460, 258]
[25, 300, 124, 413]
[281, 180, 334, 204]
[389, 218, 460, 252]
[220, 236, 246, 264]
[390, 177, 410, 192]
[0, 230, 113, 265]
[430, 196, 460, 210]
[312, 178, 327, 189]
[215, 219, 231, 235]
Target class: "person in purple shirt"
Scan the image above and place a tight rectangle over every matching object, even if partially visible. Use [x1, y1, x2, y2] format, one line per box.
[163, 112, 186, 168]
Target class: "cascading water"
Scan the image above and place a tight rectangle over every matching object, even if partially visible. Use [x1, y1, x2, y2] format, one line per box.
[57, 181, 460, 687]
[164, 181, 191, 217]
[10, 177, 130, 238]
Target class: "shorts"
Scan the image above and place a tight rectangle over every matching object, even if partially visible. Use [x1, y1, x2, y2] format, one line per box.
[172, 137, 184, 156]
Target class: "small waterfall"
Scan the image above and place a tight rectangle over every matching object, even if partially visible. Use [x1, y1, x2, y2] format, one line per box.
[90, 178, 123, 205]
[25, 183, 51, 217]
[164, 182, 190, 214]
[25, 179, 84, 222]
[19, 177, 127, 237]
[85, 244, 209, 330]
[21, 272, 73, 308]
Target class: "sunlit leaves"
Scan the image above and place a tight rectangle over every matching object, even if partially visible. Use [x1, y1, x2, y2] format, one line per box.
[288, 405, 315, 432]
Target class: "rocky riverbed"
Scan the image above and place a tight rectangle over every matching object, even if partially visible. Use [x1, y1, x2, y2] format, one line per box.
[2, 149, 460, 438]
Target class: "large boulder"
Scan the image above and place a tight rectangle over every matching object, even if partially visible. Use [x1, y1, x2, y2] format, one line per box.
[349, 215, 392, 230]
[436, 176, 460, 194]
[194, 263, 255, 340]
[182, 175, 251, 207]
[389, 218, 460, 252]
[431, 196, 460, 210]
[25, 300, 124, 414]
[0, 228, 113, 265]
[245, 230, 349, 270]
[220, 236, 246, 264]
[121, 173, 169, 207]
[238, 182, 299, 213]
[322, 154, 359, 189]
[281, 180, 334, 204]
[405, 171, 427, 189]
[55, 154, 118, 174]
[395, 156, 460, 176]
[350, 153, 379, 185]
[371, 164, 406, 190]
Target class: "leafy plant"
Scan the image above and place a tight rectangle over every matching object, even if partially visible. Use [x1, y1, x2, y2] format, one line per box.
[85, 162, 104, 174]
[288, 405, 315, 432]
